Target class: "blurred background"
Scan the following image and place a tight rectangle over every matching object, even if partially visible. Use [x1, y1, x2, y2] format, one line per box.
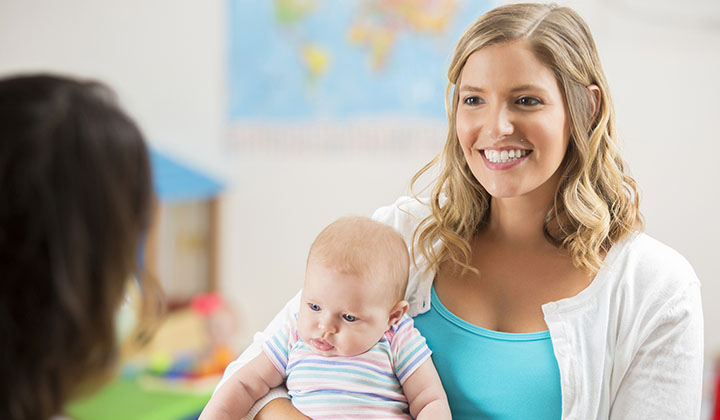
[1, 0, 719, 419]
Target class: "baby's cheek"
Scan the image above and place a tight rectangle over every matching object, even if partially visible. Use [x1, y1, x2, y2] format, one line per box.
[296, 315, 312, 342]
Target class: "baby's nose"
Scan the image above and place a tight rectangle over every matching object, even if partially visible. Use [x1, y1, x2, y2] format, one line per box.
[318, 318, 337, 334]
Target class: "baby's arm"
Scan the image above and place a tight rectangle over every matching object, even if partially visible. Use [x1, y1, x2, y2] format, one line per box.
[402, 358, 451, 420]
[199, 353, 284, 420]
[212, 291, 302, 419]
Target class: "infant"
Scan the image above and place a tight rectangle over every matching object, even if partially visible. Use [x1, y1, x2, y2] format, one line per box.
[200, 217, 450, 419]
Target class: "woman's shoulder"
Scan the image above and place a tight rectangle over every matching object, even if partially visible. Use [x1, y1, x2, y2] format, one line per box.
[371, 195, 434, 239]
[621, 233, 697, 278]
[610, 231, 700, 296]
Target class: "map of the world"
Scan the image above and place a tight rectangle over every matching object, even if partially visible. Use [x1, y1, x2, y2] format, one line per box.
[229, 0, 493, 121]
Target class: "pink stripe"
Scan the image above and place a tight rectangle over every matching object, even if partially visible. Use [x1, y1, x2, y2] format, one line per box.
[310, 411, 410, 419]
[294, 351, 392, 370]
[289, 382, 402, 398]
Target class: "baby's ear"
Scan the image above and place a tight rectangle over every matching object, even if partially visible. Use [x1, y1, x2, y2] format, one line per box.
[387, 300, 409, 327]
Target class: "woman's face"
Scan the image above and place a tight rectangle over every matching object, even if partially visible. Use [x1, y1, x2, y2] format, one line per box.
[456, 40, 570, 200]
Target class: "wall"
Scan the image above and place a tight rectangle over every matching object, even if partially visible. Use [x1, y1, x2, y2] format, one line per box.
[1, 0, 718, 359]
[590, 0, 720, 360]
[0, 0, 228, 174]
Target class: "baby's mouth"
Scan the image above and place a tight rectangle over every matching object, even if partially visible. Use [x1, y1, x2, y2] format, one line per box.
[311, 338, 334, 351]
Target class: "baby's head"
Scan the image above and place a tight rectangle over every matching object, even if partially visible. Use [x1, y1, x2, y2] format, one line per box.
[298, 217, 410, 357]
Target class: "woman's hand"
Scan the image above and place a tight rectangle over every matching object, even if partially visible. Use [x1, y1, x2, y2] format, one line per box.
[254, 398, 311, 420]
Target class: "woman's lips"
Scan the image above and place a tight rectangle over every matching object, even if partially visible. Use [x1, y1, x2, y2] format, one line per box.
[480, 148, 531, 170]
[311, 338, 334, 352]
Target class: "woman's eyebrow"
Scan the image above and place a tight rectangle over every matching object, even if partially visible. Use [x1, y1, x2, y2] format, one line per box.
[458, 84, 485, 93]
[510, 84, 548, 94]
[459, 84, 549, 94]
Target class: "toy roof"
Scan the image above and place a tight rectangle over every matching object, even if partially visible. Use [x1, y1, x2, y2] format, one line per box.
[151, 149, 224, 203]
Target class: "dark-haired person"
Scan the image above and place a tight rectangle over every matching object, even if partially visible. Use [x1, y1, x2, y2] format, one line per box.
[0, 74, 163, 420]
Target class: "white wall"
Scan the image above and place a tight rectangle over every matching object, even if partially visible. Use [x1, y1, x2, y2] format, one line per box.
[1, 0, 718, 359]
[586, 0, 720, 359]
[0, 0, 228, 176]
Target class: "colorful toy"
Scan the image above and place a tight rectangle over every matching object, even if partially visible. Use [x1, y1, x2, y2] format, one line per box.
[139, 292, 238, 387]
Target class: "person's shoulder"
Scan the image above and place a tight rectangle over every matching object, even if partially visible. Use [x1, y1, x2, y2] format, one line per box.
[613, 232, 699, 292]
[386, 314, 418, 344]
[372, 195, 434, 239]
[624, 233, 696, 277]
[605, 233, 702, 347]
[372, 195, 433, 221]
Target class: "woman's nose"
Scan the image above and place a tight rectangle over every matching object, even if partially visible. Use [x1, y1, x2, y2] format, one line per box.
[485, 105, 514, 140]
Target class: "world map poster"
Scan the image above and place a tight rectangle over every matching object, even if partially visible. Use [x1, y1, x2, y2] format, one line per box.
[228, 0, 493, 153]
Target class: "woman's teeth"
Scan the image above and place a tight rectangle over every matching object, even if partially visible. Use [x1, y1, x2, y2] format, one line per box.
[483, 149, 530, 163]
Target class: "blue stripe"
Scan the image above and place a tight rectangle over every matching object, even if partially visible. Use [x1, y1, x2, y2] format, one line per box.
[293, 397, 407, 408]
[396, 338, 426, 370]
[290, 365, 399, 383]
[288, 357, 396, 379]
[291, 388, 405, 402]
[396, 316, 412, 330]
[264, 342, 287, 371]
[397, 347, 431, 381]
[271, 329, 288, 347]
[289, 372, 402, 389]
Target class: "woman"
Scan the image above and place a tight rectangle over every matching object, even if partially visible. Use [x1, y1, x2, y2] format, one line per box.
[217, 3, 703, 419]
[0, 75, 162, 420]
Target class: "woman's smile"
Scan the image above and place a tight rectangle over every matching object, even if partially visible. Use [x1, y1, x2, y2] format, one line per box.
[480, 147, 533, 170]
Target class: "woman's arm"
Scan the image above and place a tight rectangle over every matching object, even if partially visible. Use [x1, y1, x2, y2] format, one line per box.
[610, 282, 703, 419]
[254, 399, 311, 420]
[213, 290, 302, 420]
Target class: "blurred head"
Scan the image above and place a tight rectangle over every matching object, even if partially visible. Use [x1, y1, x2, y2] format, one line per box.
[0, 74, 161, 420]
[413, 3, 641, 274]
[298, 217, 409, 356]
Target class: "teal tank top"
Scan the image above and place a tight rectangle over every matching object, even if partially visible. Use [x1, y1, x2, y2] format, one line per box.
[413, 287, 562, 420]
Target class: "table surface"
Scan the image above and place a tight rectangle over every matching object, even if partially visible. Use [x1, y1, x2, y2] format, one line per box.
[66, 377, 212, 420]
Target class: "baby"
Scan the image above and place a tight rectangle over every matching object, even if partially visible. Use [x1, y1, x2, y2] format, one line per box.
[200, 217, 450, 419]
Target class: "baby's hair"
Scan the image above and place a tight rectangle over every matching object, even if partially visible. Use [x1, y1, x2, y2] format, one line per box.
[307, 217, 409, 303]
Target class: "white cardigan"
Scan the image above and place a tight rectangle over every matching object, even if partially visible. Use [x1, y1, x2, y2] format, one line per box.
[219, 196, 704, 420]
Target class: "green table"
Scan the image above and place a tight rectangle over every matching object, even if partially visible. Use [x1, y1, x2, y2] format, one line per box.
[66, 377, 212, 420]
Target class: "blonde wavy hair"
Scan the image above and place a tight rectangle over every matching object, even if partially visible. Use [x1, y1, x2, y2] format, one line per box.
[411, 3, 642, 275]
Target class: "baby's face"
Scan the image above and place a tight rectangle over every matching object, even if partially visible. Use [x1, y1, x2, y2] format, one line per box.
[297, 262, 399, 357]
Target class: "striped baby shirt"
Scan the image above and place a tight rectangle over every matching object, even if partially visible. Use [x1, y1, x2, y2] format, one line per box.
[262, 313, 432, 420]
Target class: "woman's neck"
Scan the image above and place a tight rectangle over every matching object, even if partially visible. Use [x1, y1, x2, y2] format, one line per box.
[483, 173, 560, 249]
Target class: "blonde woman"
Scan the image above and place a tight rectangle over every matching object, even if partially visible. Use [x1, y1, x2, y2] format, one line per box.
[214, 3, 703, 419]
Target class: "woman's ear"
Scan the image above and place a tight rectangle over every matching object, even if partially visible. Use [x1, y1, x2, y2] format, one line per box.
[387, 300, 409, 327]
[587, 84, 601, 122]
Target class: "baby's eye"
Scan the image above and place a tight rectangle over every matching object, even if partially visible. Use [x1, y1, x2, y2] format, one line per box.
[308, 303, 321, 311]
[342, 314, 357, 322]
[517, 96, 542, 106]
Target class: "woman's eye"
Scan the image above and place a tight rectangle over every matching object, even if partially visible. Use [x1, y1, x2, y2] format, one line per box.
[343, 314, 357, 322]
[463, 96, 483, 106]
[517, 96, 542, 106]
[308, 303, 321, 311]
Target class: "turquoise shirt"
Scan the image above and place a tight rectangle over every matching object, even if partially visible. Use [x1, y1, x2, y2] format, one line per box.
[413, 287, 562, 420]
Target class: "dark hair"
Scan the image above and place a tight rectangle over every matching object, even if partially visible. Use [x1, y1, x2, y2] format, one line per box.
[0, 74, 161, 420]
